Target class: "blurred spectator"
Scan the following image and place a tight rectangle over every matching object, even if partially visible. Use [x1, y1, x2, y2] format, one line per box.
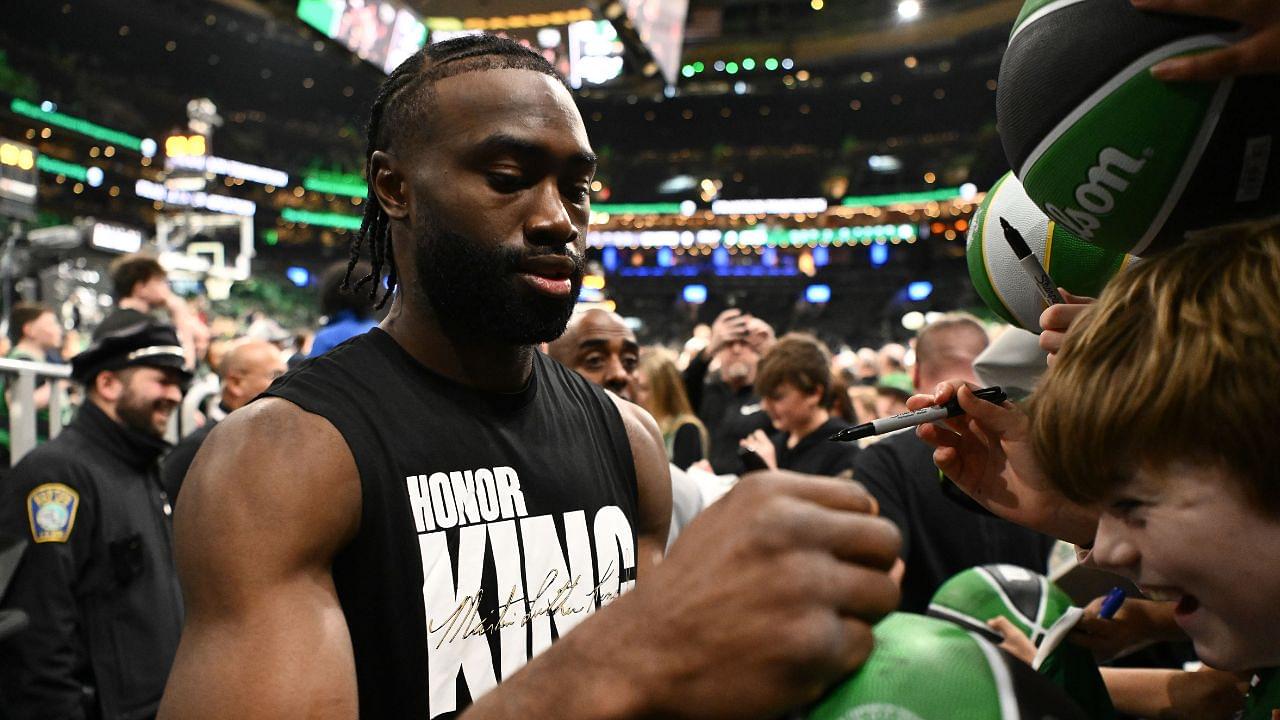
[739, 333, 859, 476]
[95, 254, 207, 367]
[0, 303, 67, 463]
[874, 372, 914, 417]
[683, 309, 774, 475]
[161, 339, 287, 503]
[287, 329, 314, 368]
[847, 385, 879, 425]
[309, 261, 378, 357]
[636, 348, 709, 470]
[854, 346, 880, 385]
[877, 342, 907, 378]
[854, 314, 1055, 613]
[0, 322, 189, 720]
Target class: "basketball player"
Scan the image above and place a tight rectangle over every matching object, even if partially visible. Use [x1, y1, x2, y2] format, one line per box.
[158, 36, 900, 719]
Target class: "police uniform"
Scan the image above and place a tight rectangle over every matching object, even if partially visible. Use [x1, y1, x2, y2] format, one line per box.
[0, 323, 190, 720]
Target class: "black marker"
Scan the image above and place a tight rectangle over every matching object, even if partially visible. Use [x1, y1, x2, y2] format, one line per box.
[1001, 216, 1066, 307]
[829, 386, 1008, 442]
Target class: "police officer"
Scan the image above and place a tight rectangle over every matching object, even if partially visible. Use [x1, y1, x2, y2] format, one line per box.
[0, 322, 190, 720]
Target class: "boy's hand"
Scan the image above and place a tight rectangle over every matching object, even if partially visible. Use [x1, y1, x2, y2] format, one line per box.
[1039, 289, 1094, 366]
[914, 381, 1098, 546]
[739, 430, 778, 471]
[1070, 597, 1180, 662]
[987, 616, 1037, 665]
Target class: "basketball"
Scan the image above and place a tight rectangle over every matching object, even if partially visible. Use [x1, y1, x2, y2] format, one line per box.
[927, 565, 1115, 718]
[807, 613, 1087, 720]
[998, 0, 1280, 256]
[967, 172, 1134, 332]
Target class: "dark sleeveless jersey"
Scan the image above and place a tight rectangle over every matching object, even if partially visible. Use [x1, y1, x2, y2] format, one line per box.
[263, 328, 639, 719]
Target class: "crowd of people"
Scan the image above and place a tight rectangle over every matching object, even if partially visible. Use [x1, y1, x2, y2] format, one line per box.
[0, 6, 1278, 719]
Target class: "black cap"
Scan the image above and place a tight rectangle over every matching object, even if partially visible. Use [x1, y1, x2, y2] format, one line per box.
[71, 321, 193, 386]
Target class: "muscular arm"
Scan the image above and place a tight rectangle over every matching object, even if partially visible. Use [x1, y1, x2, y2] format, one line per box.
[157, 399, 362, 719]
[608, 393, 673, 577]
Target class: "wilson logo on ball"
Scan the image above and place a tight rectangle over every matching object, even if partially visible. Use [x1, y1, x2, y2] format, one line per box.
[1044, 147, 1152, 240]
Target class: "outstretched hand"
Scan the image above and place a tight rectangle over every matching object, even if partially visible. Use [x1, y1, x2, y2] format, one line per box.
[1038, 289, 1094, 367]
[1070, 597, 1183, 662]
[913, 381, 1098, 546]
[1134, 0, 1280, 80]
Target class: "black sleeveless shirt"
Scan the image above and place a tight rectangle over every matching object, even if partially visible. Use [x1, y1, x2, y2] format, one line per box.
[264, 328, 639, 719]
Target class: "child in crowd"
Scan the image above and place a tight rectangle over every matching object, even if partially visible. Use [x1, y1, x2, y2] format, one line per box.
[915, 224, 1280, 713]
[739, 333, 860, 476]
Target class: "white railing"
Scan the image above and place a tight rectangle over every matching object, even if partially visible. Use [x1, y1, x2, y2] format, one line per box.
[1, 358, 222, 464]
[0, 357, 72, 465]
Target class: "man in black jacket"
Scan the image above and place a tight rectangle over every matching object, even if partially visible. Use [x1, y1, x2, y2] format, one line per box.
[682, 308, 774, 474]
[0, 322, 190, 720]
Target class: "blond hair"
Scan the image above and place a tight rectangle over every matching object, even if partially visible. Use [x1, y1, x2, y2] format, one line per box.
[1030, 225, 1280, 513]
[638, 348, 709, 447]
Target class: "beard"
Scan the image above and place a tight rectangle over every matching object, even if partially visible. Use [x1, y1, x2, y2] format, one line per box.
[411, 214, 584, 345]
[116, 390, 176, 438]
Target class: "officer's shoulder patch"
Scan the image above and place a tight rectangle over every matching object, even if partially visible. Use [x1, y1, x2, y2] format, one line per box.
[27, 483, 80, 543]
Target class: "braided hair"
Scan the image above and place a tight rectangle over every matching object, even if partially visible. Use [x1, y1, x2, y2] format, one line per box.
[344, 34, 566, 309]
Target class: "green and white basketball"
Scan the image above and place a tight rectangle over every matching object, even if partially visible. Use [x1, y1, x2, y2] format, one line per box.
[807, 613, 1087, 720]
[927, 565, 1116, 719]
[928, 564, 1074, 647]
[967, 172, 1134, 332]
[998, 0, 1280, 256]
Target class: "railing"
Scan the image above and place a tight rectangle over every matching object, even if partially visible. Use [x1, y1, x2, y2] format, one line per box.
[0, 357, 73, 465]
[0, 358, 223, 464]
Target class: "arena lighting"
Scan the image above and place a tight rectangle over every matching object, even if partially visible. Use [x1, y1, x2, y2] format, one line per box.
[594, 202, 684, 215]
[167, 155, 289, 187]
[90, 223, 144, 253]
[136, 179, 257, 216]
[0, 142, 35, 170]
[165, 134, 207, 158]
[902, 311, 926, 330]
[679, 200, 697, 216]
[804, 284, 832, 304]
[867, 155, 903, 173]
[812, 245, 829, 267]
[280, 207, 361, 230]
[764, 58, 779, 71]
[682, 284, 708, 304]
[898, 0, 922, 20]
[959, 182, 979, 200]
[36, 156, 105, 187]
[657, 247, 675, 267]
[907, 281, 934, 301]
[10, 99, 155, 156]
[841, 187, 966, 207]
[601, 246, 619, 272]
[713, 247, 730, 268]
[303, 172, 366, 197]
[286, 267, 311, 287]
[870, 243, 889, 267]
[711, 197, 827, 215]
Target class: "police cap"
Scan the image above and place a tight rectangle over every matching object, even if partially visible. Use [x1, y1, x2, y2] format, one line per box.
[71, 321, 193, 386]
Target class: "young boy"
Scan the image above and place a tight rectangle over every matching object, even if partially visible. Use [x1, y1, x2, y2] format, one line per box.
[917, 225, 1280, 711]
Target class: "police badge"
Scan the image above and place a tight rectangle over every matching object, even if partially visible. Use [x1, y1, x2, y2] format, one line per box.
[27, 483, 79, 543]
